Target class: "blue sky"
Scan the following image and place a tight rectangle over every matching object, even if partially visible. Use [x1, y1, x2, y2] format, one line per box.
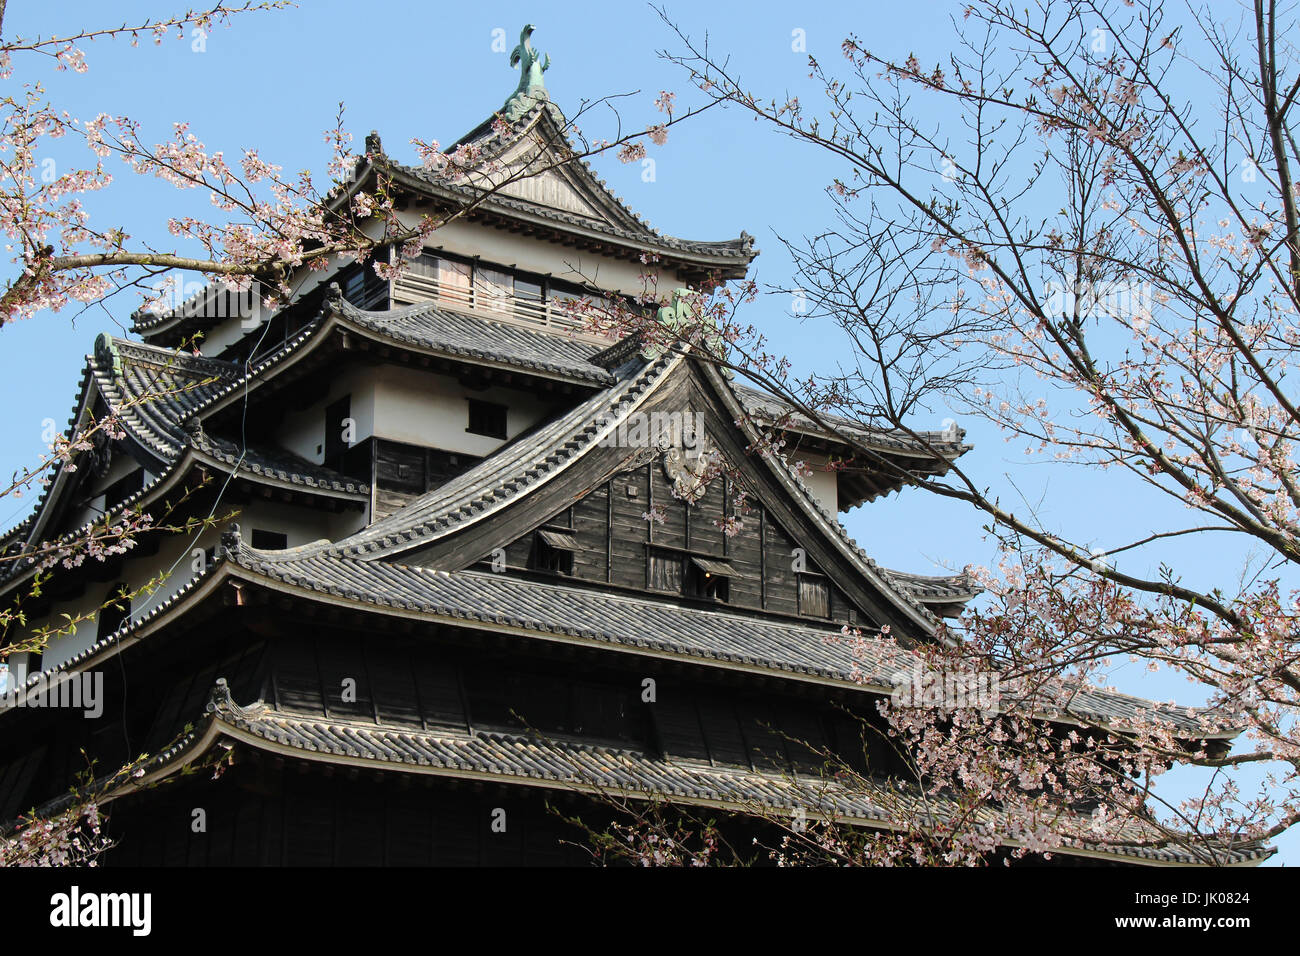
[3, 0, 1292, 864]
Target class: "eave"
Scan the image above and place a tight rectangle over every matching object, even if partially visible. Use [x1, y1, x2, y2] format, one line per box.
[55, 677, 1270, 868]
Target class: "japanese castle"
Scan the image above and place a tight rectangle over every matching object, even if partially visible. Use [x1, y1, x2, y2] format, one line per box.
[0, 28, 1270, 866]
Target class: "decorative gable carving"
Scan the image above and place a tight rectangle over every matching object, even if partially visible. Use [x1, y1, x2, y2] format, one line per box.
[661, 435, 720, 505]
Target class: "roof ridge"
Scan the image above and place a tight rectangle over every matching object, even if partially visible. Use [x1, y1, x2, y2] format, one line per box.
[103, 335, 242, 379]
[440, 99, 658, 237]
[326, 294, 615, 384]
[390, 165, 756, 262]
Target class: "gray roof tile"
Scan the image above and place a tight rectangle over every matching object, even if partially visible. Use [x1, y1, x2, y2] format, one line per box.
[195, 683, 1270, 866]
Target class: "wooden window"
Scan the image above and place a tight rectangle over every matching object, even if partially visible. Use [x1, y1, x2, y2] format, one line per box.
[474, 265, 513, 311]
[514, 275, 543, 303]
[514, 275, 544, 320]
[647, 547, 683, 593]
[466, 399, 508, 439]
[531, 529, 576, 576]
[548, 285, 584, 308]
[251, 529, 288, 550]
[686, 557, 731, 603]
[798, 573, 831, 618]
[342, 263, 388, 309]
[408, 250, 442, 279]
[547, 284, 591, 326]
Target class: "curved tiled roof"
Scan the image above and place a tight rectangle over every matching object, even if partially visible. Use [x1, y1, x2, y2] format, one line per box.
[13, 290, 625, 572]
[226, 346, 968, 635]
[219, 541, 1227, 740]
[391, 164, 755, 267]
[91, 336, 367, 494]
[98, 680, 1263, 867]
[393, 100, 757, 268]
[0, 333, 366, 587]
[0, 363, 96, 549]
[449, 101, 656, 232]
[731, 382, 971, 461]
[327, 295, 615, 385]
[15, 674, 1267, 866]
[882, 569, 981, 605]
[257, 346, 679, 561]
[135, 101, 757, 335]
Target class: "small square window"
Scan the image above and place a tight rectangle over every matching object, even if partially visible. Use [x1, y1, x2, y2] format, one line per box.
[531, 529, 576, 576]
[687, 557, 731, 603]
[467, 399, 508, 439]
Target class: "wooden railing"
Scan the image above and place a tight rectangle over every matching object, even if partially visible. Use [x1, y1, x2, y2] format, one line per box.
[391, 273, 617, 343]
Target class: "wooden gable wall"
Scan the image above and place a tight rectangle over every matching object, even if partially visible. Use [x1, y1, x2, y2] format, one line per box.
[493, 456, 858, 626]
[393, 359, 928, 640]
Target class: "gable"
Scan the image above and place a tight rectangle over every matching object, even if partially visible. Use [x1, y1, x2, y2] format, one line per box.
[450, 104, 651, 234]
[488, 450, 860, 627]
[490, 144, 610, 223]
[385, 357, 937, 640]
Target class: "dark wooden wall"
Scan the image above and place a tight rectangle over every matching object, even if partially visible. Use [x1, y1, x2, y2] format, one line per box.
[497, 457, 858, 626]
[398, 361, 910, 633]
[261, 628, 906, 779]
[371, 439, 482, 522]
[104, 762, 591, 867]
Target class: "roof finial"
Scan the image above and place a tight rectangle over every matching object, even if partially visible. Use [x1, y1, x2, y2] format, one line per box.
[93, 332, 122, 380]
[502, 23, 550, 123]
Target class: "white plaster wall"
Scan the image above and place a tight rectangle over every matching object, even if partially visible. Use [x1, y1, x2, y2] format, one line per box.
[199, 315, 251, 355]
[406, 214, 666, 297]
[235, 499, 366, 548]
[198, 256, 347, 357]
[796, 451, 839, 515]
[276, 365, 377, 465]
[58, 451, 140, 531]
[274, 363, 560, 466]
[369, 365, 557, 455]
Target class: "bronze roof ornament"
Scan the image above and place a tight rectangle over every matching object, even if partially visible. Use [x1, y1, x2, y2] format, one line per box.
[502, 24, 551, 123]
